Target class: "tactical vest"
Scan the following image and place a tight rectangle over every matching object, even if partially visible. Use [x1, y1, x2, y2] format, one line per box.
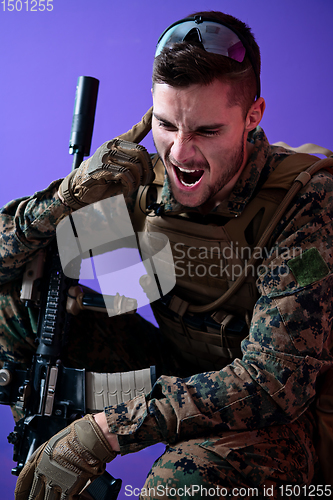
[134, 153, 333, 372]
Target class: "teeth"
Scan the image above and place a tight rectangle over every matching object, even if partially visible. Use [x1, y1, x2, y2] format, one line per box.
[180, 179, 201, 187]
[180, 177, 202, 187]
[173, 164, 204, 187]
[177, 166, 202, 174]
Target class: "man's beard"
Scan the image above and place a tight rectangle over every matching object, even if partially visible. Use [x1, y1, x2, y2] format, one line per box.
[208, 133, 246, 202]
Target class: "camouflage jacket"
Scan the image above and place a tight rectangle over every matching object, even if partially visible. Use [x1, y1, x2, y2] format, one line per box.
[1, 128, 333, 457]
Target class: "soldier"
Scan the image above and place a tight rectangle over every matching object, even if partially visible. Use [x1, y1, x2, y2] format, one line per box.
[2, 10, 333, 500]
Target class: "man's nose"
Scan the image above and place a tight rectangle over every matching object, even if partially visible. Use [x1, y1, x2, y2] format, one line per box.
[170, 133, 195, 164]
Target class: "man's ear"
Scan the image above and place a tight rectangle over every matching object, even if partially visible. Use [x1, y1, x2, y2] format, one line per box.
[245, 97, 265, 132]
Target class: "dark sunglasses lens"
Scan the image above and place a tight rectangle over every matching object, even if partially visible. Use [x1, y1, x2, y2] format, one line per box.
[227, 40, 246, 62]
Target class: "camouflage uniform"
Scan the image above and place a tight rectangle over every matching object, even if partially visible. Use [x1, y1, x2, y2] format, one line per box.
[1, 128, 333, 498]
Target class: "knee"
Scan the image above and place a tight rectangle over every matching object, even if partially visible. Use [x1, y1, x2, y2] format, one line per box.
[139, 444, 219, 500]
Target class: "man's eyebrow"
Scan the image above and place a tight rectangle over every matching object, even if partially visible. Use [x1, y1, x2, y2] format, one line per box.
[153, 113, 174, 126]
[153, 113, 225, 131]
[195, 123, 225, 131]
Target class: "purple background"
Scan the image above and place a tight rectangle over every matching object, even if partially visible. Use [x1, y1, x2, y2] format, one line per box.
[0, 0, 332, 497]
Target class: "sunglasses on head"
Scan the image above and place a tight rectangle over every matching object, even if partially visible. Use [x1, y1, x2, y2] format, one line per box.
[155, 15, 261, 98]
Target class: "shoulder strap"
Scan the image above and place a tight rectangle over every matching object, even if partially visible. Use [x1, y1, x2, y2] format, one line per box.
[225, 153, 323, 249]
[273, 142, 333, 158]
[261, 153, 320, 190]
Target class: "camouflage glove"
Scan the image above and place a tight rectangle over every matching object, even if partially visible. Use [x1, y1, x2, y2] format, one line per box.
[14, 414, 117, 500]
[59, 108, 154, 210]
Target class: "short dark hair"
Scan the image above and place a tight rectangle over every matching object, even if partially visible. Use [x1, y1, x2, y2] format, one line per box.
[152, 11, 261, 115]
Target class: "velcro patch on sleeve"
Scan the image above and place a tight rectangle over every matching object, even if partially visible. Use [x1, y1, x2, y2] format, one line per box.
[287, 247, 330, 286]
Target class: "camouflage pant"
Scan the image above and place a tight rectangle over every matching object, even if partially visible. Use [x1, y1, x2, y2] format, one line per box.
[141, 415, 318, 500]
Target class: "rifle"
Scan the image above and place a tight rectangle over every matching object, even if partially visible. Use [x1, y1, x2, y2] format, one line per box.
[0, 76, 132, 499]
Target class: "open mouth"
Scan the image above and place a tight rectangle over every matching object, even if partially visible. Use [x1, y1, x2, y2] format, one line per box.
[174, 165, 205, 187]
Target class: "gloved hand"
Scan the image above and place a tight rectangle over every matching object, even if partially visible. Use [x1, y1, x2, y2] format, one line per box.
[14, 414, 117, 500]
[59, 108, 155, 210]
